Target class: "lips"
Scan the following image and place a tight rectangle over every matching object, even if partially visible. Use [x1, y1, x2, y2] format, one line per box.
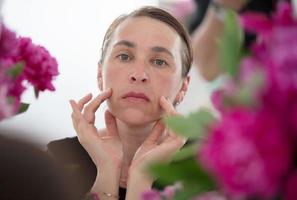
[122, 92, 150, 102]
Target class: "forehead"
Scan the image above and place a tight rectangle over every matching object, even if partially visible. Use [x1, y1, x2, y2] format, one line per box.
[110, 16, 182, 52]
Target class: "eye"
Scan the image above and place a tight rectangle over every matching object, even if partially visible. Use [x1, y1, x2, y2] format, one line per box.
[117, 53, 130, 62]
[153, 59, 168, 67]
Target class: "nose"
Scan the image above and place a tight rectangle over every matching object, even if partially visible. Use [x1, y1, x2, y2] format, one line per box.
[129, 65, 149, 83]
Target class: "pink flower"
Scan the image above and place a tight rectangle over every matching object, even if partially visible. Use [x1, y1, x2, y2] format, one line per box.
[241, 2, 297, 91]
[160, 182, 183, 199]
[142, 183, 182, 200]
[199, 109, 293, 199]
[211, 57, 265, 113]
[0, 58, 26, 100]
[0, 23, 59, 120]
[0, 85, 15, 120]
[284, 170, 297, 200]
[0, 23, 19, 57]
[192, 191, 227, 200]
[141, 189, 161, 200]
[18, 37, 59, 92]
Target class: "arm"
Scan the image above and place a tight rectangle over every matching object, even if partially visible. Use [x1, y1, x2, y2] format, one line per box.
[90, 166, 121, 200]
[192, 0, 247, 81]
[70, 89, 123, 200]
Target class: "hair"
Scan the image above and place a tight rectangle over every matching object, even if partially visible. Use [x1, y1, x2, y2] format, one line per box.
[99, 6, 193, 77]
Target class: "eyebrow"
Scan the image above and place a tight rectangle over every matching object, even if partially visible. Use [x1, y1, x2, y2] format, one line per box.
[113, 40, 174, 58]
[151, 46, 174, 58]
[114, 40, 135, 48]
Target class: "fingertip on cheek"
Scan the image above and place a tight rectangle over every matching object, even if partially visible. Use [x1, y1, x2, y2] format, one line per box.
[160, 96, 170, 103]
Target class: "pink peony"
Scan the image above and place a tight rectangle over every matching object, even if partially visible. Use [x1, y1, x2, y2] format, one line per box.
[0, 23, 59, 120]
[199, 109, 293, 199]
[141, 189, 161, 200]
[211, 57, 265, 113]
[160, 182, 183, 199]
[17, 37, 59, 92]
[0, 23, 19, 57]
[192, 191, 227, 200]
[284, 170, 297, 200]
[241, 2, 297, 91]
[0, 58, 26, 99]
[0, 85, 15, 120]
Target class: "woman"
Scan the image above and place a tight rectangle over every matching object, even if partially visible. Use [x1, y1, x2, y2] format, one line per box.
[48, 6, 192, 200]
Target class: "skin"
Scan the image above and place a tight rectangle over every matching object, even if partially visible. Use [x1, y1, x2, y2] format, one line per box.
[192, 0, 247, 81]
[70, 16, 189, 200]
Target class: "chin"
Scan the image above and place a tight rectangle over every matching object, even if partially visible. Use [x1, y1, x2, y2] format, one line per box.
[107, 99, 162, 126]
[117, 108, 155, 126]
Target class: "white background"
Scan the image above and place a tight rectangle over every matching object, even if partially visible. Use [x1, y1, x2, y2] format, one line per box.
[0, 0, 212, 146]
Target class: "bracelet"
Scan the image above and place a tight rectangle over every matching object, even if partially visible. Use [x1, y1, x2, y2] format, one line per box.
[85, 191, 119, 199]
[210, 0, 227, 21]
[101, 191, 119, 199]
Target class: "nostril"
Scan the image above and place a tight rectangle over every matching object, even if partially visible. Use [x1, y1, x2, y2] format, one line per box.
[131, 76, 136, 81]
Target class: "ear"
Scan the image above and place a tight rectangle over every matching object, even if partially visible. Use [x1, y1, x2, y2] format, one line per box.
[97, 63, 103, 91]
[174, 76, 190, 105]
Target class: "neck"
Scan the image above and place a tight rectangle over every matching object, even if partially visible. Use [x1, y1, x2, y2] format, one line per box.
[116, 119, 155, 187]
[117, 119, 154, 163]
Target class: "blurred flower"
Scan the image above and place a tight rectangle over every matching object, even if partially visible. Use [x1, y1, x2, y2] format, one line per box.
[284, 170, 297, 200]
[18, 37, 58, 92]
[0, 23, 58, 121]
[0, 24, 19, 57]
[142, 189, 161, 200]
[142, 182, 182, 200]
[199, 109, 292, 199]
[192, 191, 227, 200]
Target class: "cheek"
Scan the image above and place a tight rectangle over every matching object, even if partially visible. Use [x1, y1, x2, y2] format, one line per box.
[153, 75, 181, 101]
[103, 66, 119, 89]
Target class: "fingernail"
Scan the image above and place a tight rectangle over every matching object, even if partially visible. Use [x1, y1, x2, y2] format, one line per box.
[164, 96, 170, 101]
[69, 100, 74, 107]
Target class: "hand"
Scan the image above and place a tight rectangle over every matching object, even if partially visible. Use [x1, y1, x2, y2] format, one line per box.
[128, 96, 186, 182]
[69, 89, 123, 170]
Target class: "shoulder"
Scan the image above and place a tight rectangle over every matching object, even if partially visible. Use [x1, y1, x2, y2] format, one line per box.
[47, 137, 87, 163]
[47, 136, 97, 196]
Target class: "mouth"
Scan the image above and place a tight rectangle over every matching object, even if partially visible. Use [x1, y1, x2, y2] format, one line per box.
[122, 91, 150, 102]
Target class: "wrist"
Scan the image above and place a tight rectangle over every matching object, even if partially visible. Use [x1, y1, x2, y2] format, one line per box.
[128, 169, 154, 188]
[91, 168, 121, 198]
[126, 170, 154, 200]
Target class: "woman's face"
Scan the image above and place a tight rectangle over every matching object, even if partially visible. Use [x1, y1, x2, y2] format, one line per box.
[99, 16, 188, 126]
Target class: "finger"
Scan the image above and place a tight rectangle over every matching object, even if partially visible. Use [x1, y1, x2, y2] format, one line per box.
[144, 120, 165, 145]
[69, 100, 86, 133]
[160, 96, 178, 116]
[104, 110, 119, 137]
[83, 88, 112, 122]
[164, 130, 187, 147]
[77, 93, 93, 112]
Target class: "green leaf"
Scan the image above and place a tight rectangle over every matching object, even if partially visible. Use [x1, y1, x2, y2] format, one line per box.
[18, 103, 30, 114]
[6, 62, 25, 79]
[219, 9, 244, 77]
[173, 186, 206, 200]
[172, 142, 198, 162]
[165, 108, 215, 139]
[150, 157, 215, 191]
